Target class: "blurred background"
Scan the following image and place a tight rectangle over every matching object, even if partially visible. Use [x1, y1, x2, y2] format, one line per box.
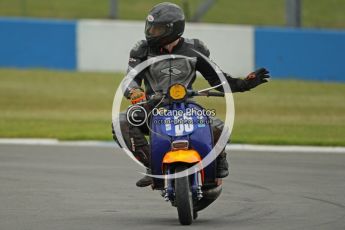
[0, 0, 344, 27]
[0, 0, 344, 146]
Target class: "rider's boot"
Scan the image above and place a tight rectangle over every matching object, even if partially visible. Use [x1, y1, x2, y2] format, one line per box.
[136, 168, 153, 187]
[216, 151, 229, 178]
[134, 146, 153, 187]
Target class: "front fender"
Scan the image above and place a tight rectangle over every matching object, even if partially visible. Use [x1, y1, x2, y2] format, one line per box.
[162, 149, 201, 164]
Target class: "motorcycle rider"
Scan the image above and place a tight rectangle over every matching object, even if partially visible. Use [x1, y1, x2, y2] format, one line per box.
[113, 2, 270, 187]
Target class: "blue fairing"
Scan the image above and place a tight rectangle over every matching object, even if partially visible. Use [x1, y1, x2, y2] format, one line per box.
[150, 102, 215, 188]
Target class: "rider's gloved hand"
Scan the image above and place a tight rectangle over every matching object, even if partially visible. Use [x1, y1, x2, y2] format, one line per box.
[244, 68, 270, 89]
[129, 88, 146, 104]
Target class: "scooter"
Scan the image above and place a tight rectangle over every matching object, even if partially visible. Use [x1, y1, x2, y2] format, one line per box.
[136, 83, 225, 225]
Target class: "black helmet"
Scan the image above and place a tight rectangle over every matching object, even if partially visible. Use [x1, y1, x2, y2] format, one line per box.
[145, 2, 185, 47]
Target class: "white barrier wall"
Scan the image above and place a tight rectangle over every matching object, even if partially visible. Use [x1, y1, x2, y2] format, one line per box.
[77, 20, 143, 72]
[78, 20, 254, 76]
[184, 23, 254, 76]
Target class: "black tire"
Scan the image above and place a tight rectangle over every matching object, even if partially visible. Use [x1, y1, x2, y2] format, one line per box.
[193, 210, 198, 220]
[175, 165, 193, 225]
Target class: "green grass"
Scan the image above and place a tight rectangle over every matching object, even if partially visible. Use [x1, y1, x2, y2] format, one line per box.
[202, 0, 345, 28]
[0, 68, 344, 146]
[0, 0, 344, 28]
[0, 69, 118, 140]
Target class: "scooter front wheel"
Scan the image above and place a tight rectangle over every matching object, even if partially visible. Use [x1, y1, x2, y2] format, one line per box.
[175, 165, 193, 225]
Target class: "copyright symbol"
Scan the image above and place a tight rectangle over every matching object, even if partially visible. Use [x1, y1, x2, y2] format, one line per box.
[126, 105, 147, 126]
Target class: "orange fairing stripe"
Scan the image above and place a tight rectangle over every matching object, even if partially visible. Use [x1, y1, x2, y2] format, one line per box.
[162, 149, 201, 164]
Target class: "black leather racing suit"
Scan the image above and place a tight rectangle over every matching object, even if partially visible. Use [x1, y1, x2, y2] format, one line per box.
[113, 37, 252, 167]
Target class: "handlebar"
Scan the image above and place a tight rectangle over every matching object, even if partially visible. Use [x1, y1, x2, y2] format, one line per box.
[191, 91, 225, 97]
[136, 90, 224, 106]
[149, 90, 224, 99]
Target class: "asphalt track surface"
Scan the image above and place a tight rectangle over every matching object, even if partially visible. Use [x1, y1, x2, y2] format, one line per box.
[0, 144, 344, 230]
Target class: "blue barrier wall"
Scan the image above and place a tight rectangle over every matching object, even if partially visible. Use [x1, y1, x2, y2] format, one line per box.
[0, 18, 76, 70]
[255, 27, 345, 82]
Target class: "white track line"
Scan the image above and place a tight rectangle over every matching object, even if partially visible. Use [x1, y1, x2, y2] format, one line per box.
[0, 139, 116, 147]
[0, 138, 345, 154]
[226, 144, 345, 154]
[0, 138, 59, 145]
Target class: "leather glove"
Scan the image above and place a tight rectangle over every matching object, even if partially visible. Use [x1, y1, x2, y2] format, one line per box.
[129, 88, 146, 104]
[244, 68, 270, 89]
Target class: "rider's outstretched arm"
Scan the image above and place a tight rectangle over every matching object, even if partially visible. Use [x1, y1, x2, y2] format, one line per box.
[193, 39, 270, 93]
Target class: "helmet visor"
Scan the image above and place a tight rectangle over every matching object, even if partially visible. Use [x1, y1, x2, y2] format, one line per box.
[145, 22, 167, 38]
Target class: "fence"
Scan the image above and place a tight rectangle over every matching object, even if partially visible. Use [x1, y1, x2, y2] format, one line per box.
[0, 18, 344, 81]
